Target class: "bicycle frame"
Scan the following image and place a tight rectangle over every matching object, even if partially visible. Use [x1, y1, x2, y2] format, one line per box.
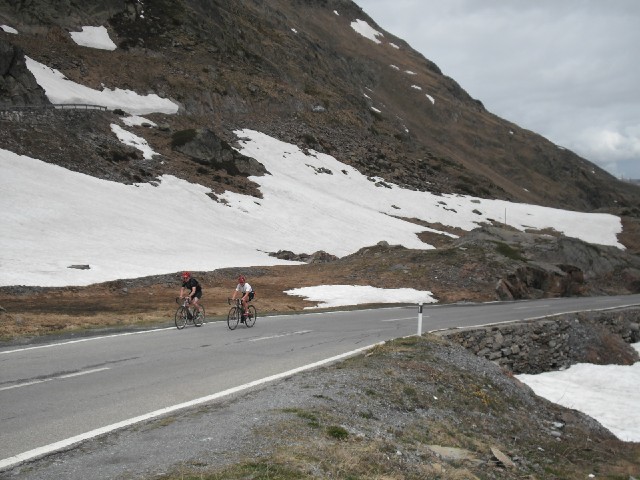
[175, 297, 204, 329]
[227, 297, 256, 330]
[180, 297, 196, 316]
[228, 298, 243, 309]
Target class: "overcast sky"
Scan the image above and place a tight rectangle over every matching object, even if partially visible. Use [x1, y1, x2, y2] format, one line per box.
[355, 0, 640, 180]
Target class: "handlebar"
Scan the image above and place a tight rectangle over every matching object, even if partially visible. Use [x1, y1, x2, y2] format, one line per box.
[228, 297, 252, 305]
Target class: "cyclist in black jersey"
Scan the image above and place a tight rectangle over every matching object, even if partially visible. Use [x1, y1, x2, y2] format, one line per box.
[179, 271, 203, 315]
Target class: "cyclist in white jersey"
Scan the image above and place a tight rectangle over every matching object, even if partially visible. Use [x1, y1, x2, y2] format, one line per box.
[231, 275, 254, 317]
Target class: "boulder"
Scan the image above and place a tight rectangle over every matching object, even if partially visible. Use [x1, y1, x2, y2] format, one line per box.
[0, 42, 49, 107]
[173, 128, 268, 177]
[496, 264, 586, 300]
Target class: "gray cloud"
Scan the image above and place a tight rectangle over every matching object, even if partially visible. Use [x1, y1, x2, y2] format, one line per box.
[356, 0, 640, 179]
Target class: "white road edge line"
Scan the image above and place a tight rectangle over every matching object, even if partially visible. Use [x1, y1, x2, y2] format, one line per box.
[0, 367, 110, 392]
[0, 341, 384, 472]
[428, 303, 640, 333]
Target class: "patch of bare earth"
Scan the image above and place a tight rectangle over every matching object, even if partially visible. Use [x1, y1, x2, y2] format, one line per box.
[620, 216, 640, 255]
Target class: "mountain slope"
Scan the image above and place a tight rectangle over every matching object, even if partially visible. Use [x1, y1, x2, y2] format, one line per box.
[2, 0, 640, 213]
[1, 0, 640, 298]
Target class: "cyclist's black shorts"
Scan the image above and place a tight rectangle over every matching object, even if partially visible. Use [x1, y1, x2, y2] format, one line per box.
[249, 291, 254, 301]
[192, 291, 202, 300]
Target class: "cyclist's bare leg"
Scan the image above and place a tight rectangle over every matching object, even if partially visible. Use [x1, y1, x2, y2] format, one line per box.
[192, 297, 202, 313]
[241, 294, 249, 314]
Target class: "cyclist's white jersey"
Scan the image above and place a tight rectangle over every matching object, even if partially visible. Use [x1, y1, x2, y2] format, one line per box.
[236, 282, 252, 294]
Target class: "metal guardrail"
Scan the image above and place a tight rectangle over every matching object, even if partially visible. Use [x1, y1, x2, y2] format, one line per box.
[0, 104, 108, 112]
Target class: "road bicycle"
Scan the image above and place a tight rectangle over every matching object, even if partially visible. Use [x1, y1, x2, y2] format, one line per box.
[227, 297, 257, 330]
[175, 297, 205, 329]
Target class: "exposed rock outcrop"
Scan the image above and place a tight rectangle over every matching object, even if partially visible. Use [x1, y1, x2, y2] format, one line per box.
[269, 250, 338, 264]
[172, 128, 269, 177]
[0, 42, 49, 107]
[456, 226, 640, 299]
[495, 264, 586, 300]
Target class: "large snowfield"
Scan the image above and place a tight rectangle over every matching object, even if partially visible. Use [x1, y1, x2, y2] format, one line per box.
[1, 23, 638, 443]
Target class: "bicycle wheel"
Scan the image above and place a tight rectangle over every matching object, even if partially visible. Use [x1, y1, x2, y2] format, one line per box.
[193, 306, 205, 326]
[245, 305, 257, 327]
[227, 307, 240, 330]
[175, 306, 188, 329]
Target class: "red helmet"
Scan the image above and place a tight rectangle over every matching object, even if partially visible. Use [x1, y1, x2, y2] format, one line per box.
[238, 275, 246, 284]
[181, 271, 191, 280]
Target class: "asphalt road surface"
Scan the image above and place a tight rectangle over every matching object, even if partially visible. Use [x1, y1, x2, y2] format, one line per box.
[1, 294, 639, 472]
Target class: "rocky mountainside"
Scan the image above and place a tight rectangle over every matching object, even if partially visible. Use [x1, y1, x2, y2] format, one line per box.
[2, 0, 640, 212]
[1, 0, 640, 302]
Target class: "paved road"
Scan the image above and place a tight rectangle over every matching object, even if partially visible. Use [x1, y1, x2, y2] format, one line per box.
[1, 294, 639, 470]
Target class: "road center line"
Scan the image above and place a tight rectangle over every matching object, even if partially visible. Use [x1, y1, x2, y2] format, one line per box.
[249, 330, 312, 342]
[0, 328, 174, 355]
[0, 367, 110, 392]
[381, 316, 424, 322]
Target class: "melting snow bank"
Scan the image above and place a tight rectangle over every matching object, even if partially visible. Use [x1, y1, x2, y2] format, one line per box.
[0, 150, 294, 287]
[0, 127, 625, 287]
[285, 285, 437, 309]
[233, 129, 624, 249]
[25, 57, 179, 115]
[516, 343, 640, 442]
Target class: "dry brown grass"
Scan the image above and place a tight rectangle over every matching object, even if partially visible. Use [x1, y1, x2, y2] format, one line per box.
[620, 216, 640, 255]
[0, 274, 313, 341]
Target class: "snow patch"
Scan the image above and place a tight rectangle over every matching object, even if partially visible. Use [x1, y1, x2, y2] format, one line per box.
[350, 19, 383, 44]
[70, 26, 116, 51]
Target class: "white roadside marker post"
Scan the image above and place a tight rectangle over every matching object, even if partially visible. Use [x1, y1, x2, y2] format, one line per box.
[417, 302, 423, 336]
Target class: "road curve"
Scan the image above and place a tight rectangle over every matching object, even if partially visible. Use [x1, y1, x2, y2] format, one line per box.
[1, 294, 639, 471]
